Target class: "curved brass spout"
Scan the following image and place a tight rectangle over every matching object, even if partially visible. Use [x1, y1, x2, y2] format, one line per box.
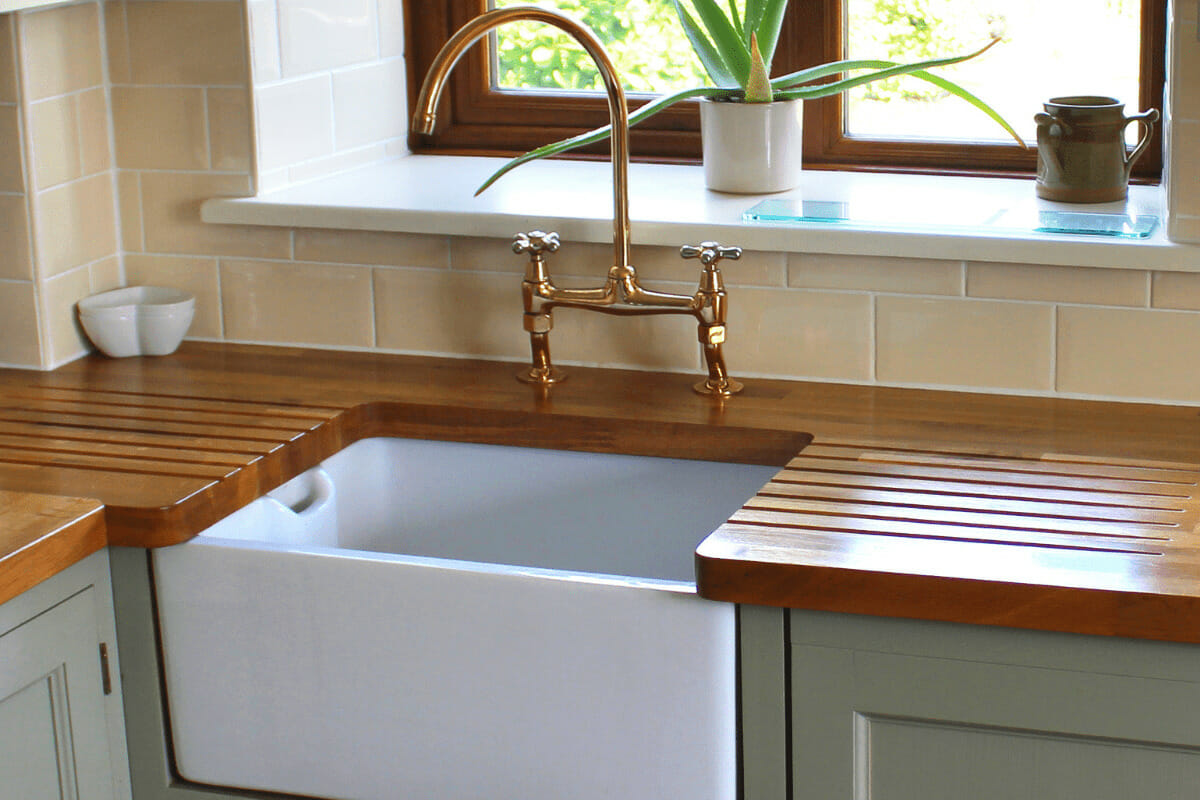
[412, 6, 630, 272]
[412, 7, 744, 397]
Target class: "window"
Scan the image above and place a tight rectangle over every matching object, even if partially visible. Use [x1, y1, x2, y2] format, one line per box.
[406, 0, 1165, 180]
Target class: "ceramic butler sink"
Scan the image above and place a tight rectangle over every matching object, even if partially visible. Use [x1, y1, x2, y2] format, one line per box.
[153, 438, 778, 800]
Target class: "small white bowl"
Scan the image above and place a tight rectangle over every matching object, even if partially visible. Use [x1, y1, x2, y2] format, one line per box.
[78, 286, 195, 358]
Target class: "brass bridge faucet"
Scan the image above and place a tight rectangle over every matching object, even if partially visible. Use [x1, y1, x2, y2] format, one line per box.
[411, 6, 744, 397]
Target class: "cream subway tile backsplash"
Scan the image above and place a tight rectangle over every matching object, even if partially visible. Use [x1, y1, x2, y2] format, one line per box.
[374, 268, 527, 358]
[1166, 1, 1200, 242]
[250, 0, 407, 188]
[1058, 306, 1200, 402]
[138, 172, 289, 258]
[0, 106, 21, 192]
[112, 87, 208, 170]
[726, 288, 872, 382]
[1170, 6, 1200, 122]
[30, 95, 84, 189]
[296, 228, 449, 269]
[876, 296, 1054, 392]
[254, 75, 334, 172]
[278, 0, 379, 77]
[378, 0, 404, 58]
[206, 88, 253, 173]
[550, 284, 703, 371]
[76, 88, 110, 176]
[285, 143, 389, 185]
[0, 280, 41, 367]
[0, 14, 15, 103]
[246, 0, 281, 83]
[125, 254, 222, 339]
[103, 0, 130, 84]
[117, 170, 143, 253]
[88, 255, 122, 295]
[19, 1, 103, 101]
[0, 195, 32, 281]
[1168, 119, 1200, 225]
[122, 0, 247, 87]
[34, 173, 116, 278]
[966, 262, 1150, 306]
[1152, 270, 1200, 309]
[648, 245, 785, 287]
[451, 236, 576, 275]
[330, 58, 407, 150]
[1167, 214, 1200, 243]
[788, 253, 962, 295]
[221, 259, 373, 347]
[41, 263, 92, 365]
[5, 2, 120, 368]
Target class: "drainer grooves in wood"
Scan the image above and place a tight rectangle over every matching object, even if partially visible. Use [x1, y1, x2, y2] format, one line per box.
[0, 395, 337, 481]
[719, 438, 1200, 557]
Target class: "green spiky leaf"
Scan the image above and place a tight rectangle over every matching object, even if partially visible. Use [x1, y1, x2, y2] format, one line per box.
[476, 87, 738, 194]
[676, 0, 752, 87]
[748, 0, 788, 67]
[670, 0, 739, 88]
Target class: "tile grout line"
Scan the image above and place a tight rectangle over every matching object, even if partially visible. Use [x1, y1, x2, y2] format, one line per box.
[1050, 304, 1060, 393]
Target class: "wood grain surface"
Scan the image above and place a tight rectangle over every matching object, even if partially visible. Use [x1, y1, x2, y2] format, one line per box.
[698, 439, 1200, 642]
[4, 341, 1200, 640]
[0, 492, 104, 606]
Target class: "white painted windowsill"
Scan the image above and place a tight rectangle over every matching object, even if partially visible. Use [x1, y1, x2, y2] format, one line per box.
[202, 155, 1200, 272]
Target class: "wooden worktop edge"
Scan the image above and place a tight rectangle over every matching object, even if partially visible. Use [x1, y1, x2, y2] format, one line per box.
[0, 496, 105, 607]
[694, 552, 1200, 645]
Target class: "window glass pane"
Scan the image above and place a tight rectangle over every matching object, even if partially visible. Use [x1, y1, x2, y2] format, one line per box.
[490, 0, 707, 94]
[844, 0, 1143, 145]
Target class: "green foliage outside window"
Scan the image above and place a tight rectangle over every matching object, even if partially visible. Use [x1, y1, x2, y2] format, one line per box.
[492, 0, 997, 104]
[493, 0, 708, 93]
[847, 0, 977, 100]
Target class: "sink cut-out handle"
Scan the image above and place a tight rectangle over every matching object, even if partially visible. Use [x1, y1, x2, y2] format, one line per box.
[265, 467, 334, 515]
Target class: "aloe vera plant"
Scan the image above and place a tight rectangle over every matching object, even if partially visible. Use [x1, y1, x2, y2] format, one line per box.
[477, 0, 1023, 194]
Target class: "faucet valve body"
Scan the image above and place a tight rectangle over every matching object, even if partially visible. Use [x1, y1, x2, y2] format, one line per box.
[510, 230, 745, 397]
[681, 242, 743, 397]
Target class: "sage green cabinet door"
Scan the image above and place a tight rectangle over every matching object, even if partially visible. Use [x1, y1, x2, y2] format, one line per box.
[0, 589, 116, 800]
[790, 611, 1200, 800]
[0, 676, 67, 799]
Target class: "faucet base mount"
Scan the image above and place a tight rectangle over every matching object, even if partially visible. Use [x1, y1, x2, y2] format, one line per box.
[518, 366, 567, 386]
[694, 378, 744, 398]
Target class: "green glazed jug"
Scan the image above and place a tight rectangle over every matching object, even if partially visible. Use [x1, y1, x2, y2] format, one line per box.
[1034, 96, 1158, 203]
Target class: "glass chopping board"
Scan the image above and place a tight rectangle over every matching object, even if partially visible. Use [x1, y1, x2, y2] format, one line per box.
[744, 198, 1158, 239]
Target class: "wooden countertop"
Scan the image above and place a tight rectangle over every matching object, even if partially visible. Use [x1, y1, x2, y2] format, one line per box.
[3, 341, 1200, 641]
[0, 491, 105, 606]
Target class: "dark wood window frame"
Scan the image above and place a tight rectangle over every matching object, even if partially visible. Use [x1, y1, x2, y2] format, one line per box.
[405, 0, 1166, 180]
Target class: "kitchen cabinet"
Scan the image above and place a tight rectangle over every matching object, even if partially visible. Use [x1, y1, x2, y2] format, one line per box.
[751, 609, 1200, 799]
[0, 550, 130, 800]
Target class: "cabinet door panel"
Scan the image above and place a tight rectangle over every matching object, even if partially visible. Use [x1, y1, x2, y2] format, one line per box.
[0, 589, 114, 800]
[0, 671, 72, 800]
[863, 713, 1200, 800]
[792, 642, 1200, 800]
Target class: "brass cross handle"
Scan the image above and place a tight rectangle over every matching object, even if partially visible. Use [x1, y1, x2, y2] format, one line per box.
[513, 230, 561, 256]
[680, 241, 742, 268]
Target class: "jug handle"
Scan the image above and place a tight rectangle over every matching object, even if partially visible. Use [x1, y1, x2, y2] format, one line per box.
[1122, 108, 1160, 177]
[1034, 112, 1067, 174]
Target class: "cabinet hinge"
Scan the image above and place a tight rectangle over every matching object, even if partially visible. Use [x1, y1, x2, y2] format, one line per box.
[99, 642, 112, 695]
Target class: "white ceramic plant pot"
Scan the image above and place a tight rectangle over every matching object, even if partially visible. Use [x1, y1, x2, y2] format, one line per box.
[700, 97, 803, 194]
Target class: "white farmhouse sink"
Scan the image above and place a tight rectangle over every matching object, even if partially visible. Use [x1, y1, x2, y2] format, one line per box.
[154, 438, 778, 800]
